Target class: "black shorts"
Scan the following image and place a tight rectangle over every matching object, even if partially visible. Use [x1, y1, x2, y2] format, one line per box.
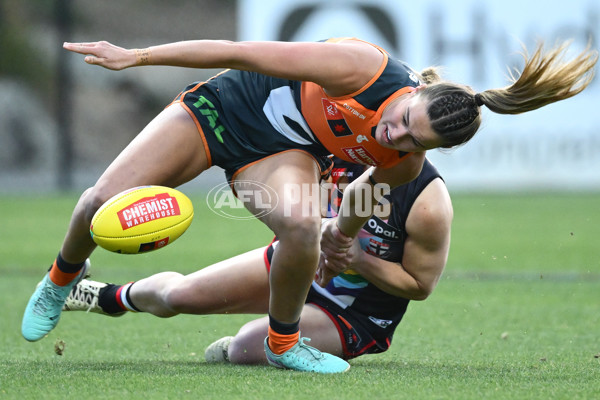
[265, 241, 394, 359]
[305, 286, 394, 359]
[170, 82, 333, 183]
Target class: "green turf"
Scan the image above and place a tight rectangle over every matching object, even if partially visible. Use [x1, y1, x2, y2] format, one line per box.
[1, 192, 599, 399]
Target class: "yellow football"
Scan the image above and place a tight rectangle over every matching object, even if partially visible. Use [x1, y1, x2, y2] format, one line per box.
[90, 186, 194, 254]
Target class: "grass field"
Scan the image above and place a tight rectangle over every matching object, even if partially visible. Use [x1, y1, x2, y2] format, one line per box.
[1, 192, 599, 399]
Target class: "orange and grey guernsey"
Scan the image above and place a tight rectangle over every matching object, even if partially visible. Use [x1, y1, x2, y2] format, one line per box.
[173, 38, 422, 177]
[300, 38, 420, 167]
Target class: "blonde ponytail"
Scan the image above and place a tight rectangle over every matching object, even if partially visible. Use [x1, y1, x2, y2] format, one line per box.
[477, 41, 598, 115]
[418, 40, 597, 148]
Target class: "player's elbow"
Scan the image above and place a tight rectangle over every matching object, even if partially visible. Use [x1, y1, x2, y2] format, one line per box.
[387, 283, 432, 300]
[409, 281, 435, 301]
[411, 288, 432, 301]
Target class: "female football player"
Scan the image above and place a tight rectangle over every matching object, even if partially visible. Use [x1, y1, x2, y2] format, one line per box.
[63, 157, 452, 366]
[22, 36, 596, 373]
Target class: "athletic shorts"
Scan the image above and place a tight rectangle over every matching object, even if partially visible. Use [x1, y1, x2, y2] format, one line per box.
[170, 83, 333, 183]
[265, 241, 394, 359]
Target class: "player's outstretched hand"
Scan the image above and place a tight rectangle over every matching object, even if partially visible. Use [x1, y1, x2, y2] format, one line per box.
[63, 41, 136, 71]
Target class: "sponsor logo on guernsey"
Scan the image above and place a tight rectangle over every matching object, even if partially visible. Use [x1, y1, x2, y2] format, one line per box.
[117, 193, 181, 230]
[331, 168, 357, 179]
[193, 95, 226, 143]
[368, 316, 393, 328]
[367, 238, 390, 257]
[322, 98, 353, 137]
[356, 134, 368, 143]
[341, 146, 379, 166]
[342, 103, 367, 120]
[366, 219, 399, 239]
[408, 71, 420, 83]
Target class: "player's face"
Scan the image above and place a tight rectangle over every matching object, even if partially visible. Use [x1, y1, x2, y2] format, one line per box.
[375, 93, 442, 153]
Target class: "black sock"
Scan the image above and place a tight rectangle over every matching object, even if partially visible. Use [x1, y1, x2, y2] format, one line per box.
[99, 282, 141, 313]
[98, 284, 128, 314]
[268, 314, 300, 335]
[55, 252, 85, 273]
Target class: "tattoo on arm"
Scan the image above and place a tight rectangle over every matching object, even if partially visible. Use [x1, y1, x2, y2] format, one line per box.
[135, 48, 152, 65]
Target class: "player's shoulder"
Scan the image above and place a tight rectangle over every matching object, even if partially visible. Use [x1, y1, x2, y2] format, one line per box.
[410, 178, 453, 229]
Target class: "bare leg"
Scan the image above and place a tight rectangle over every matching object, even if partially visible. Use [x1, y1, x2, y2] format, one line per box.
[129, 248, 270, 317]
[235, 151, 322, 324]
[22, 104, 210, 342]
[60, 104, 208, 264]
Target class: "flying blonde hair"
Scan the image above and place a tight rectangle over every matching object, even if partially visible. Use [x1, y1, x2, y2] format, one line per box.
[417, 40, 598, 148]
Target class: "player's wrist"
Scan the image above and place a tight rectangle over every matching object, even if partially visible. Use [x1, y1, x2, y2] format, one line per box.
[334, 222, 353, 241]
[134, 48, 152, 66]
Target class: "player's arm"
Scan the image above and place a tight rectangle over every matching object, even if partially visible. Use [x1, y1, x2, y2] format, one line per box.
[334, 152, 425, 239]
[320, 153, 425, 272]
[63, 39, 383, 96]
[349, 178, 452, 299]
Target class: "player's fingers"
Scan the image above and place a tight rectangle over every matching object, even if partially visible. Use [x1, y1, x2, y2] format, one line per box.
[84, 56, 105, 65]
[63, 42, 98, 54]
[320, 247, 347, 262]
[317, 269, 333, 287]
[322, 257, 347, 274]
[317, 275, 329, 287]
[322, 239, 352, 255]
[317, 264, 339, 287]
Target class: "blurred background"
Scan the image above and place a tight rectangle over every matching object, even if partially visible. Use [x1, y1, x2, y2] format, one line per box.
[0, 0, 598, 194]
[2, 3, 598, 397]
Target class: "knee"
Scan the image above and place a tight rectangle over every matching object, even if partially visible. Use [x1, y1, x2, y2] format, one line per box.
[273, 215, 321, 261]
[79, 182, 136, 225]
[227, 325, 268, 365]
[160, 274, 192, 313]
[227, 337, 249, 364]
[275, 215, 321, 248]
[77, 186, 114, 224]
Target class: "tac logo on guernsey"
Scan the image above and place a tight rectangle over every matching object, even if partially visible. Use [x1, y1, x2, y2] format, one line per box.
[117, 193, 181, 230]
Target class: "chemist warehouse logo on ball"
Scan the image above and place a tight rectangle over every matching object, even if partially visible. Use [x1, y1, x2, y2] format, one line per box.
[117, 193, 181, 230]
